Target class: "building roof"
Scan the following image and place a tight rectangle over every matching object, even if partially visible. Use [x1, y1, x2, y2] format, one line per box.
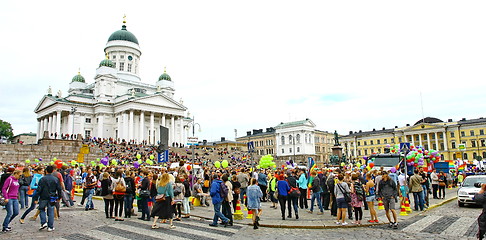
[275, 119, 315, 129]
[99, 59, 115, 68]
[108, 25, 139, 44]
[13, 133, 36, 137]
[71, 73, 85, 83]
[414, 117, 443, 125]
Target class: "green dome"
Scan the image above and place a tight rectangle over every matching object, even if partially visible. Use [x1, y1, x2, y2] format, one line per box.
[108, 25, 139, 44]
[158, 73, 171, 81]
[72, 73, 85, 83]
[99, 59, 115, 68]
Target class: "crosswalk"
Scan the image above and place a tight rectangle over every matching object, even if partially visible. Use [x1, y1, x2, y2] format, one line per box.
[58, 218, 241, 240]
[399, 215, 478, 238]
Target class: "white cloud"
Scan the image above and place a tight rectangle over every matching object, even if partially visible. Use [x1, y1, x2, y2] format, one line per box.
[1, 0, 486, 141]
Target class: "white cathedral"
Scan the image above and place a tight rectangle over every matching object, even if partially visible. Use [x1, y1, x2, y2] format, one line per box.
[34, 19, 191, 145]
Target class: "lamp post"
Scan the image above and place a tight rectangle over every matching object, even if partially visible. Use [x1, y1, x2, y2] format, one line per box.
[70, 107, 77, 139]
[184, 116, 201, 188]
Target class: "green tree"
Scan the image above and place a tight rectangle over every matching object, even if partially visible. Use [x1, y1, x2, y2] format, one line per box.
[0, 119, 14, 140]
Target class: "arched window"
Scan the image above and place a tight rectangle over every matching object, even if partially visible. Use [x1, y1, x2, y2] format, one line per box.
[483, 152, 486, 158]
[289, 135, 293, 144]
[463, 153, 468, 160]
[296, 134, 301, 144]
[473, 152, 478, 159]
[281, 136, 285, 145]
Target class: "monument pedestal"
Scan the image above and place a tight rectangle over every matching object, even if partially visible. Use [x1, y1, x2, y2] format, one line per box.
[332, 146, 343, 158]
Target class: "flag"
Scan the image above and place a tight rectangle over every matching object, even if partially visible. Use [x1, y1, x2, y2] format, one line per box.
[458, 164, 466, 172]
[308, 157, 316, 188]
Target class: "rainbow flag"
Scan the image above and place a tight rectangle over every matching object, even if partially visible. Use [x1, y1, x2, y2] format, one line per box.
[458, 164, 466, 172]
[449, 161, 455, 169]
[308, 157, 317, 188]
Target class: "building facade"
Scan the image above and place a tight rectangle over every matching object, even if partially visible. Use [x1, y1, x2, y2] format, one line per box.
[34, 19, 191, 145]
[236, 119, 334, 165]
[341, 117, 486, 164]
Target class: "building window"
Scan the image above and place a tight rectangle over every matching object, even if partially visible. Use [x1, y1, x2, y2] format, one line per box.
[297, 147, 300, 152]
[481, 129, 485, 135]
[461, 131, 465, 137]
[120, 55, 124, 59]
[116, 118, 118, 123]
[377, 139, 380, 144]
[415, 136, 419, 141]
[471, 130, 475, 136]
[464, 153, 468, 160]
[472, 140, 477, 148]
[451, 141, 456, 149]
[357, 141, 360, 146]
[364, 141, 367, 146]
[364, 150, 368, 155]
[85, 118, 91, 123]
[120, 62, 124, 71]
[483, 152, 486, 158]
[113, 62, 116, 69]
[450, 132, 455, 138]
[473, 152, 478, 160]
[85, 130, 91, 138]
[289, 148, 292, 153]
[282, 148, 284, 154]
[423, 135, 428, 140]
[370, 140, 374, 145]
[439, 133, 443, 138]
[127, 63, 132, 72]
[384, 139, 388, 144]
[112, 55, 116, 59]
[482, 139, 486, 147]
[296, 134, 301, 144]
[281, 136, 285, 145]
[391, 138, 395, 143]
[431, 134, 436, 140]
[440, 143, 444, 150]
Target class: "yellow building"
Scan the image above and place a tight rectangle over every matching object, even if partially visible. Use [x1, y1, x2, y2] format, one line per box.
[341, 117, 486, 164]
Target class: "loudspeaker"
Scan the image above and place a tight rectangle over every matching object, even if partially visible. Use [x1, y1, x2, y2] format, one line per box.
[158, 126, 169, 152]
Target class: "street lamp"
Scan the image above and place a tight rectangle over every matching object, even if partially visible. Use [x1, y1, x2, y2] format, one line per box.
[184, 117, 201, 188]
[70, 107, 77, 139]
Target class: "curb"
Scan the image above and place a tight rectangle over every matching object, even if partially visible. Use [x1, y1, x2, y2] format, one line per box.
[423, 196, 458, 213]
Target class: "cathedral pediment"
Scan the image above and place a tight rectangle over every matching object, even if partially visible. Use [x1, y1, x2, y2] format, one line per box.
[34, 96, 57, 113]
[130, 94, 187, 110]
[406, 123, 441, 131]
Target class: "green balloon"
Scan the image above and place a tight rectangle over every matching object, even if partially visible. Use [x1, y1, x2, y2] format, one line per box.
[222, 160, 229, 168]
[150, 155, 155, 160]
[214, 161, 221, 168]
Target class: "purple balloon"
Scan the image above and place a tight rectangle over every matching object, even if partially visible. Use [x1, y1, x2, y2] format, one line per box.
[39, 158, 43, 161]
[390, 167, 397, 173]
[133, 161, 140, 169]
[101, 158, 109, 166]
[363, 156, 368, 161]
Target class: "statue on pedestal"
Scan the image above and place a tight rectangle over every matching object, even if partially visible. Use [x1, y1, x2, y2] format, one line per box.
[333, 130, 340, 146]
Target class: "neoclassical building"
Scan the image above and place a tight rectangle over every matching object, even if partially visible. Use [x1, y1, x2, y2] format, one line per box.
[34, 19, 191, 145]
[341, 117, 486, 164]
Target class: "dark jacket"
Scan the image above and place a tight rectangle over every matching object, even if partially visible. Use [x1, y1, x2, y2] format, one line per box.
[100, 178, 112, 196]
[140, 177, 150, 191]
[124, 177, 135, 196]
[287, 176, 297, 188]
[318, 173, 329, 194]
[474, 192, 486, 231]
[311, 177, 321, 193]
[183, 180, 192, 198]
[19, 175, 33, 187]
[33, 174, 62, 201]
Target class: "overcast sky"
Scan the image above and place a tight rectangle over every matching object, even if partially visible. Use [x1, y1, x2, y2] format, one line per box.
[1, 1, 486, 142]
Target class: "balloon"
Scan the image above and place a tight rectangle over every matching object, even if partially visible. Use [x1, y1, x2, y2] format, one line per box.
[50, 161, 54, 165]
[187, 165, 192, 171]
[341, 162, 345, 166]
[133, 161, 140, 169]
[366, 166, 371, 170]
[356, 163, 361, 168]
[111, 159, 117, 165]
[136, 154, 141, 159]
[214, 161, 221, 168]
[369, 163, 375, 168]
[34, 158, 39, 162]
[25, 159, 31, 164]
[138, 159, 143, 164]
[222, 160, 229, 168]
[91, 161, 96, 166]
[150, 155, 155, 160]
[53, 157, 57, 161]
[96, 158, 101, 162]
[363, 156, 368, 160]
[39, 158, 43, 161]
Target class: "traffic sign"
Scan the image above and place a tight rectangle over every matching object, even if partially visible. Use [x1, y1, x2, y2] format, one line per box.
[400, 142, 411, 152]
[187, 137, 199, 146]
[459, 144, 466, 151]
[158, 150, 169, 163]
[247, 141, 254, 151]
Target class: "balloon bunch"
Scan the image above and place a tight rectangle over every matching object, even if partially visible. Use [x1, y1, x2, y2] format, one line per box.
[405, 146, 440, 167]
[214, 160, 229, 168]
[387, 144, 400, 153]
[285, 160, 296, 168]
[258, 155, 276, 169]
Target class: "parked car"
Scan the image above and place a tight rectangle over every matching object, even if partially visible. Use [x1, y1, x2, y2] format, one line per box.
[458, 175, 486, 207]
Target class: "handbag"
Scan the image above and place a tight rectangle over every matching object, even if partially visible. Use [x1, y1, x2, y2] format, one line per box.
[155, 194, 166, 202]
[0, 194, 7, 207]
[27, 187, 35, 197]
[115, 180, 126, 193]
[439, 182, 446, 187]
[289, 187, 301, 198]
[337, 183, 351, 203]
[139, 189, 150, 198]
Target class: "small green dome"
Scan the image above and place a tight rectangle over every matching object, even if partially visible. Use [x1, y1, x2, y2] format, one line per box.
[99, 59, 115, 68]
[72, 73, 85, 83]
[158, 67, 171, 81]
[108, 25, 139, 44]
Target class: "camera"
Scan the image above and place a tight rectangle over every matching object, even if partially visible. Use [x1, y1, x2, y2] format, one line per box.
[474, 182, 484, 188]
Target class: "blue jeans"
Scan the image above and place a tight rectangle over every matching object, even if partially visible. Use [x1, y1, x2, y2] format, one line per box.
[124, 194, 133, 217]
[38, 200, 55, 229]
[212, 201, 229, 225]
[85, 188, 94, 209]
[183, 197, 190, 214]
[21, 200, 37, 220]
[3, 199, 19, 230]
[19, 186, 29, 209]
[413, 191, 424, 211]
[309, 192, 323, 212]
[287, 196, 299, 216]
[239, 187, 247, 204]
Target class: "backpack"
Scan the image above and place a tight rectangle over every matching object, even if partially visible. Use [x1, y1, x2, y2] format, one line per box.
[115, 179, 126, 193]
[354, 181, 364, 201]
[125, 178, 133, 193]
[220, 182, 228, 199]
[174, 185, 182, 196]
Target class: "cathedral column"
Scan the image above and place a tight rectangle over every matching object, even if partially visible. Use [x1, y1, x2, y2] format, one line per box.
[43, 117, 48, 137]
[117, 113, 122, 141]
[129, 110, 134, 141]
[418, 133, 422, 147]
[427, 132, 431, 150]
[139, 111, 145, 143]
[98, 114, 104, 139]
[150, 112, 154, 144]
[36, 119, 41, 142]
[79, 114, 85, 138]
[410, 134, 415, 146]
[122, 112, 128, 141]
[171, 115, 175, 145]
[179, 116, 184, 145]
[67, 113, 74, 136]
[55, 111, 61, 138]
[49, 114, 54, 138]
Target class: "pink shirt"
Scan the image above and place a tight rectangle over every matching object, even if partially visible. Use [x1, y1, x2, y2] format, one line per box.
[2, 176, 20, 199]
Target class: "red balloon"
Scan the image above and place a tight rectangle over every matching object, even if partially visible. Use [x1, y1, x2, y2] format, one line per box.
[414, 163, 418, 167]
[369, 163, 375, 168]
[186, 165, 192, 171]
[411, 157, 415, 161]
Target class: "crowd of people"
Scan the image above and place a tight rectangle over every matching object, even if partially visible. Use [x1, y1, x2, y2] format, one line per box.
[0, 141, 477, 235]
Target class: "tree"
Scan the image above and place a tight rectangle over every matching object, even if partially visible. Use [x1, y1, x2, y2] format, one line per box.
[0, 119, 14, 140]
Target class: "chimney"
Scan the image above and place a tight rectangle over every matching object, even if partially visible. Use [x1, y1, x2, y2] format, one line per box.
[382, 127, 385, 130]
[349, 131, 353, 134]
[461, 118, 466, 121]
[373, 128, 376, 131]
[246, 131, 251, 136]
[395, 126, 398, 128]
[406, 124, 410, 126]
[221, 137, 225, 142]
[448, 119, 453, 122]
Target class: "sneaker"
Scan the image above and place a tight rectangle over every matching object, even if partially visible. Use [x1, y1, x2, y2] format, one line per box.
[341, 222, 348, 226]
[39, 223, 48, 230]
[19, 219, 24, 224]
[388, 222, 394, 228]
[169, 225, 176, 229]
[374, 220, 379, 223]
[209, 223, 218, 227]
[393, 223, 398, 229]
[317, 212, 323, 215]
[47, 228, 55, 232]
[1, 228, 10, 233]
[77, 203, 83, 207]
[307, 210, 313, 214]
[29, 217, 36, 221]
[335, 221, 341, 225]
